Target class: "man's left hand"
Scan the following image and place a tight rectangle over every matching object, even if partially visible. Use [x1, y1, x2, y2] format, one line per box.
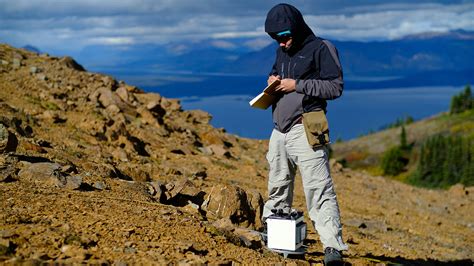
[275, 79, 296, 93]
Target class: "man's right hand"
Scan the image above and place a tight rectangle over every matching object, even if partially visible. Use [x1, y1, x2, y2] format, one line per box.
[268, 75, 281, 85]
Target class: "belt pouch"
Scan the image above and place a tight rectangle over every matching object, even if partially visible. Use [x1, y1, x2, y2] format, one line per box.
[302, 110, 330, 147]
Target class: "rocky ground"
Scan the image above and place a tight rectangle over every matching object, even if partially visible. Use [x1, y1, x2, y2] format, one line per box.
[0, 44, 473, 265]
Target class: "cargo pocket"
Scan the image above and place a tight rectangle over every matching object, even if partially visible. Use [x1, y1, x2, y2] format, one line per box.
[302, 110, 330, 148]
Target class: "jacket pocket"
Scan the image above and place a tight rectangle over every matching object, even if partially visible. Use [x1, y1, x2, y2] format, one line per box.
[302, 110, 330, 148]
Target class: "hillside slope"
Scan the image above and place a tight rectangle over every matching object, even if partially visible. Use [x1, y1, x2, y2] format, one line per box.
[331, 109, 474, 171]
[0, 44, 472, 265]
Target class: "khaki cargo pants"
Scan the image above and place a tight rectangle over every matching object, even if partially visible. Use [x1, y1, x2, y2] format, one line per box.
[263, 124, 348, 251]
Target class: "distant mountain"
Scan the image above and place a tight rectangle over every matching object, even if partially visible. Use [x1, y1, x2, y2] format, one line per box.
[74, 38, 266, 76]
[22, 45, 41, 54]
[400, 29, 474, 40]
[67, 30, 474, 92]
[229, 30, 474, 79]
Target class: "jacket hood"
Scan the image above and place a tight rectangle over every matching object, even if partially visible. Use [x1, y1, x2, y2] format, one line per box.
[265, 3, 314, 45]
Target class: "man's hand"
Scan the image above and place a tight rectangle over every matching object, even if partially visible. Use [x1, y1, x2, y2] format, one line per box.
[275, 78, 296, 93]
[268, 75, 281, 85]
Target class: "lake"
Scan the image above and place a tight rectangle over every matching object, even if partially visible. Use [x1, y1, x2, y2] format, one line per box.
[174, 86, 463, 140]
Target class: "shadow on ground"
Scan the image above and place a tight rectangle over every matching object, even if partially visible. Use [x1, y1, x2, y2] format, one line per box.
[361, 253, 472, 266]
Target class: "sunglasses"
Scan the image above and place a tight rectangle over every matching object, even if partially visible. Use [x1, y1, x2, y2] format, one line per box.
[270, 31, 292, 43]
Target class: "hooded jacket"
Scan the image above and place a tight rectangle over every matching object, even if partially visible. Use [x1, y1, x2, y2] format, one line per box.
[265, 4, 343, 133]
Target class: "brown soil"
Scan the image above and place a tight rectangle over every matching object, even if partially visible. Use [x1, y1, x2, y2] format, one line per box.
[0, 44, 473, 265]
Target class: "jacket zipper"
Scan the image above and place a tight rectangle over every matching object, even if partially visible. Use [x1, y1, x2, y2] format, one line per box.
[281, 63, 284, 79]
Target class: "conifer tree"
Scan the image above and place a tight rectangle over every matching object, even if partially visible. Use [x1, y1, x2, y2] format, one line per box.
[450, 85, 473, 114]
[400, 126, 408, 149]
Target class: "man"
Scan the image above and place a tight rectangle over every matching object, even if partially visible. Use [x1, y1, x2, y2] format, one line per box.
[262, 3, 348, 265]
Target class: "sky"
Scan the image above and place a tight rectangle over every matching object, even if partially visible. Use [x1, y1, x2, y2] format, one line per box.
[1, 0, 473, 54]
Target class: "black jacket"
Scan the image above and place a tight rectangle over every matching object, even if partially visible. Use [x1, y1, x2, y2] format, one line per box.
[265, 4, 343, 133]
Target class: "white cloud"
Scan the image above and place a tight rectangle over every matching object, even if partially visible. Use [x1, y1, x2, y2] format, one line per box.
[243, 38, 273, 51]
[306, 3, 474, 40]
[0, 0, 473, 54]
[87, 37, 135, 45]
[210, 40, 237, 49]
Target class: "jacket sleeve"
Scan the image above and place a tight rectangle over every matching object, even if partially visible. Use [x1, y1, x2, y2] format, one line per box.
[295, 40, 343, 100]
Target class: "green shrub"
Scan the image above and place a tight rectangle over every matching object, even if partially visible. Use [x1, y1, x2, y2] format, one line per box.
[409, 135, 473, 188]
[381, 146, 407, 176]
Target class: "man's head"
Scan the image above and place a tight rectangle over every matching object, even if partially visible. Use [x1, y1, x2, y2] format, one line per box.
[270, 30, 293, 50]
[265, 4, 313, 51]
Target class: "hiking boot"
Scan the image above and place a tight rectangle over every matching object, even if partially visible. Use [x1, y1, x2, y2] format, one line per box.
[324, 247, 343, 266]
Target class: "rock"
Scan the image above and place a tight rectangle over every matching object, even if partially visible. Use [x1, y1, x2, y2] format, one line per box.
[115, 86, 130, 103]
[137, 106, 159, 125]
[57, 175, 83, 190]
[0, 229, 15, 238]
[18, 162, 61, 181]
[181, 201, 201, 215]
[60, 245, 89, 260]
[112, 148, 129, 162]
[22, 141, 47, 153]
[77, 118, 106, 137]
[146, 100, 160, 111]
[96, 87, 115, 108]
[203, 184, 263, 229]
[146, 101, 166, 118]
[212, 218, 234, 230]
[161, 98, 181, 113]
[245, 189, 265, 230]
[82, 163, 119, 179]
[93, 181, 107, 190]
[198, 146, 213, 156]
[0, 156, 18, 182]
[208, 145, 225, 156]
[105, 104, 121, 116]
[18, 164, 84, 190]
[100, 76, 117, 90]
[105, 119, 127, 141]
[233, 227, 263, 249]
[59, 56, 85, 71]
[134, 92, 161, 106]
[0, 239, 14, 256]
[164, 179, 196, 201]
[330, 159, 343, 173]
[119, 83, 142, 93]
[39, 110, 66, 123]
[61, 165, 77, 174]
[30, 66, 39, 74]
[0, 60, 8, 65]
[191, 169, 207, 180]
[147, 180, 165, 201]
[0, 124, 18, 153]
[12, 58, 21, 68]
[124, 247, 137, 254]
[208, 144, 231, 158]
[187, 110, 212, 124]
[93, 87, 136, 116]
[36, 74, 48, 81]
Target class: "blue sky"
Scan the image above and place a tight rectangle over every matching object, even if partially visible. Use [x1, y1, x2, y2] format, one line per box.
[1, 0, 473, 54]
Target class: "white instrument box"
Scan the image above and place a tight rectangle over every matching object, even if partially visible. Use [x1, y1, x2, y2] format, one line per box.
[267, 211, 307, 251]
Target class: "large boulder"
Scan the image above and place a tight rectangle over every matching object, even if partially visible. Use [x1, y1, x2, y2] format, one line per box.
[202, 184, 264, 229]
[18, 162, 61, 181]
[18, 162, 84, 189]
